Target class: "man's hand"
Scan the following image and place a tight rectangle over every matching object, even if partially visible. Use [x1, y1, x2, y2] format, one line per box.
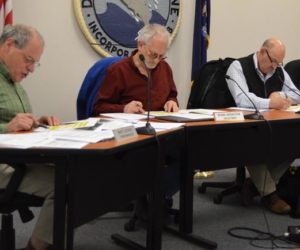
[38, 116, 60, 126]
[269, 92, 292, 110]
[7, 113, 38, 132]
[123, 101, 145, 113]
[164, 100, 179, 112]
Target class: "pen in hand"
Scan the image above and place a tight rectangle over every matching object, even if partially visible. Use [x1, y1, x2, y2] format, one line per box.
[37, 123, 49, 129]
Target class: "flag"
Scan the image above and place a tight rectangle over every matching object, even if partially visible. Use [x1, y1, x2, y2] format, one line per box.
[191, 0, 210, 81]
[0, 0, 12, 34]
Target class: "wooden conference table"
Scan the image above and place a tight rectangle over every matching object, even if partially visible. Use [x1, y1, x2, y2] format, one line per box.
[1, 110, 299, 250]
[170, 109, 300, 249]
[0, 127, 184, 250]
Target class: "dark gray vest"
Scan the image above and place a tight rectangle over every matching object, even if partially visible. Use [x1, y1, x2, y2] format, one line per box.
[238, 54, 284, 98]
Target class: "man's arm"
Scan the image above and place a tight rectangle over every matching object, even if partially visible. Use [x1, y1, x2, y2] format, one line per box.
[164, 100, 178, 112]
[269, 92, 292, 110]
[123, 101, 145, 113]
[164, 64, 179, 112]
[6, 113, 38, 132]
[38, 116, 60, 126]
[281, 69, 300, 104]
[93, 68, 127, 114]
[226, 61, 270, 109]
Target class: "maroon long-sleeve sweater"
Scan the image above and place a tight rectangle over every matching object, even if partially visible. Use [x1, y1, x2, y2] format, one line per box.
[93, 54, 178, 115]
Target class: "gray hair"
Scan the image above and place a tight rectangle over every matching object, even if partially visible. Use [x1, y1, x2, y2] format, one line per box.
[137, 23, 170, 47]
[0, 24, 44, 49]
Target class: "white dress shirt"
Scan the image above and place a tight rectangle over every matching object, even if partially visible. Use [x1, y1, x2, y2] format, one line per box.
[226, 53, 300, 109]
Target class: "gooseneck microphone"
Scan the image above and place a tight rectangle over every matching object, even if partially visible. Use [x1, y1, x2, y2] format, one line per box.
[276, 69, 300, 98]
[136, 54, 156, 135]
[225, 75, 264, 120]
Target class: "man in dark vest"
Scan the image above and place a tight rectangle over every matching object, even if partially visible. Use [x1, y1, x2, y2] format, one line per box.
[226, 38, 300, 214]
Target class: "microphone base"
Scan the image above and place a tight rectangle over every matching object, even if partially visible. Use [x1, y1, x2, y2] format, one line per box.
[244, 112, 264, 120]
[136, 123, 156, 135]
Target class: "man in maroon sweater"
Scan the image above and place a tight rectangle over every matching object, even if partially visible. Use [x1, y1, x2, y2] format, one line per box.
[93, 24, 180, 221]
[93, 23, 179, 115]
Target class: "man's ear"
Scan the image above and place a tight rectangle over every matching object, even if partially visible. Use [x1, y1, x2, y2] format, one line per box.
[137, 41, 143, 50]
[4, 38, 15, 51]
[260, 47, 267, 55]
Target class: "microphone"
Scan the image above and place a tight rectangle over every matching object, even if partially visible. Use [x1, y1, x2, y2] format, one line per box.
[276, 69, 300, 98]
[135, 54, 156, 135]
[225, 75, 264, 120]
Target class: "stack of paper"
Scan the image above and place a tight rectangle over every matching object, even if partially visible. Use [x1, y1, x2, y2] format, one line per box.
[150, 110, 214, 122]
[0, 118, 114, 149]
[286, 105, 300, 113]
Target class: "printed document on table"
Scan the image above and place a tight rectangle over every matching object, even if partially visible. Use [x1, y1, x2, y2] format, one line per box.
[149, 110, 214, 122]
[49, 129, 114, 143]
[227, 107, 269, 112]
[36, 138, 88, 149]
[98, 120, 136, 130]
[286, 105, 300, 113]
[100, 113, 148, 123]
[186, 109, 227, 115]
[134, 121, 184, 131]
[0, 133, 89, 149]
[0, 133, 48, 148]
[34, 117, 101, 132]
[0, 125, 114, 149]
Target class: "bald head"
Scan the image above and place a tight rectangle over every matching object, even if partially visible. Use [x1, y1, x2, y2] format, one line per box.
[256, 37, 286, 74]
[262, 38, 285, 60]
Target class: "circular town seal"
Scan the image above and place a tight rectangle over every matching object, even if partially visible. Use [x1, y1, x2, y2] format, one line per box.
[73, 0, 182, 57]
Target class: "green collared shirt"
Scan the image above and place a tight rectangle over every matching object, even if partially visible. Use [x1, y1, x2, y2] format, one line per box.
[0, 63, 32, 133]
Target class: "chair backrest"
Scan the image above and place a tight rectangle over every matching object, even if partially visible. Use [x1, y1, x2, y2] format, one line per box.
[76, 56, 123, 120]
[187, 57, 236, 109]
[284, 59, 300, 90]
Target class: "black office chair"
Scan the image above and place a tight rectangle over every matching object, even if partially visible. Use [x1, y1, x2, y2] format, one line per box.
[284, 59, 300, 89]
[0, 164, 44, 250]
[187, 58, 248, 204]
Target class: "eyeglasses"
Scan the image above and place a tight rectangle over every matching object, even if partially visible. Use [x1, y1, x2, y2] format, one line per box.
[21, 52, 40, 68]
[23, 54, 40, 68]
[265, 49, 283, 67]
[144, 45, 167, 61]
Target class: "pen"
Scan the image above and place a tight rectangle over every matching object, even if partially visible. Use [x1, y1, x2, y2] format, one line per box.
[50, 116, 55, 126]
[37, 123, 49, 129]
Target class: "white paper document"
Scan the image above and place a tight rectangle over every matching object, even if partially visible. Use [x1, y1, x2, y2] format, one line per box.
[134, 121, 184, 131]
[36, 138, 88, 149]
[0, 124, 114, 149]
[34, 117, 101, 132]
[150, 111, 213, 122]
[101, 113, 147, 123]
[0, 133, 49, 149]
[186, 108, 226, 115]
[227, 107, 269, 112]
[49, 129, 114, 143]
[286, 105, 300, 113]
[98, 120, 135, 130]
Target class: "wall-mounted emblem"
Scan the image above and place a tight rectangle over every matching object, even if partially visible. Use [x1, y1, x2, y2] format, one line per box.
[73, 0, 182, 57]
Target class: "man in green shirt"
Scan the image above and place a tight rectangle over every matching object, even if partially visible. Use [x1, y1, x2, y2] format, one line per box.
[0, 24, 59, 250]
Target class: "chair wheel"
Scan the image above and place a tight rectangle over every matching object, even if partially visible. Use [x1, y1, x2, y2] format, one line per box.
[198, 185, 206, 193]
[124, 219, 136, 232]
[213, 195, 222, 204]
